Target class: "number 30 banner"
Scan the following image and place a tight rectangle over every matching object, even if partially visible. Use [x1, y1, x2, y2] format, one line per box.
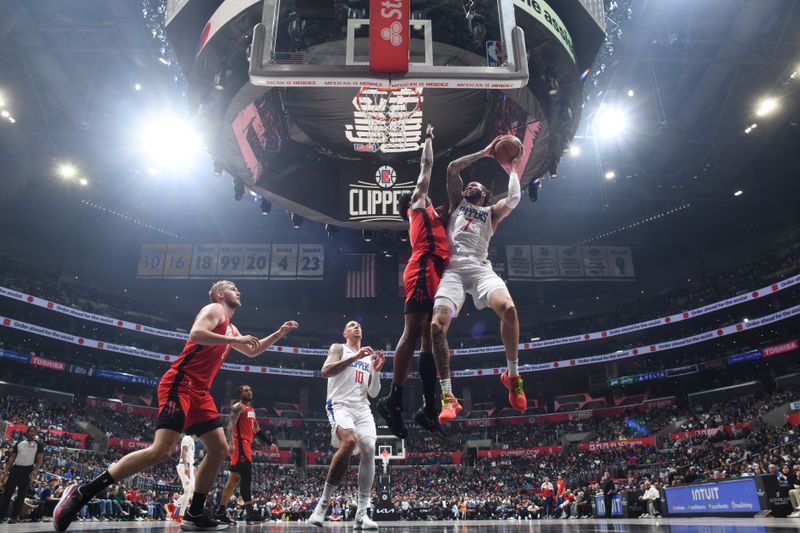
[138, 243, 324, 280]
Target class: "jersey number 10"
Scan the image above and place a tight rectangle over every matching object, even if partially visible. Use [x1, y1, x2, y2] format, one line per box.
[355, 370, 364, 384]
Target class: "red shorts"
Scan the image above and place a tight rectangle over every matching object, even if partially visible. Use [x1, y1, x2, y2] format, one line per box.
[156, 382, 222, 436]
[230, 439, 253, 467]
[403, 254, 446, 314]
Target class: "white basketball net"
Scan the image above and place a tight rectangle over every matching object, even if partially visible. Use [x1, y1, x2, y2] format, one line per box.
[351, 87, 423, 153]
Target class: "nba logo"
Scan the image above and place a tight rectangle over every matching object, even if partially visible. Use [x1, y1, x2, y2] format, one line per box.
[486, 41, 504, 67]
[375, 166, 397, 189]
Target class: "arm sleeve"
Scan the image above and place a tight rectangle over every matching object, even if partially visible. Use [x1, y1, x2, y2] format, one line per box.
[367, 368, 381, 398]
[505, 170, 521, 209]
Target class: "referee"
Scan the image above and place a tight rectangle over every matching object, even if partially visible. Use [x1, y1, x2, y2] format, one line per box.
[0, 425, 44, 523]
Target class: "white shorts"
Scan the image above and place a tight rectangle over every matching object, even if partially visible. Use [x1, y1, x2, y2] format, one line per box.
[434, 259, 507, 316]
[325, 400, 376, 455]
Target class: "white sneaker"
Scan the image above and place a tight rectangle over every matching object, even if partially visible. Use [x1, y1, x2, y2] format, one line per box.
[308, 507, 327, 528]
[354, 509, 378, 530]
[789, 510, 800, 518]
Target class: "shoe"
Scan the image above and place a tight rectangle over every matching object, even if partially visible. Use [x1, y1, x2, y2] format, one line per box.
[501, 370, 527, 412]
[213, 510, 235, 526]
[308, 506, 327, 527]
[180, 511, 228, 531]
[354, 509, 378, 530]
[376, 397, 408, 439]
[413, 408, 450, 441]
[53, 483, 85, 533]
[438, 392, 462, 424]
[789, 510, 800, 518]
[245, 513, 263, 525]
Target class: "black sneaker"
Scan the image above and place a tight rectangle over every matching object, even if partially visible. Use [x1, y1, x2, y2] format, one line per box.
[213, 509, 236, 526]
[53, 483, 85, 532]
[180, 511, 228, 531]
[245, 513, 263, 525]
[414, 407, 450, 441]
[376, 397, 408, 439]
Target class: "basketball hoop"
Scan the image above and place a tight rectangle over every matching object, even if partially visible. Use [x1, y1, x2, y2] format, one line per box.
[355, 86, 423, 151]
[378, 445, 392, 474]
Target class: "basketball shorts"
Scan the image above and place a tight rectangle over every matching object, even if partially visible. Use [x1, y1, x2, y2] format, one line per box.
[229, 459, 252, 476]
[325, 400, 376, 455]
[230, 439, 253, 467]
[434, 258, 507, 317]
[403, 254, 446, 314]
[156, 382, 222, 436]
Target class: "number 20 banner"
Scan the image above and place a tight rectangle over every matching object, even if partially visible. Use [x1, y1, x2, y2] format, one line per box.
[138, 243, 324, 280]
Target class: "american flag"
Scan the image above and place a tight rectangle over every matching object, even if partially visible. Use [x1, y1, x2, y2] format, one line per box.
[345, 254, 376, 298]
[274, 52, 306, 64]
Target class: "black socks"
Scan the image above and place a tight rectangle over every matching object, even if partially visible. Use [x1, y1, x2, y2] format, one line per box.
[419, 351, 437, 414]
[189, 492, 207, 516]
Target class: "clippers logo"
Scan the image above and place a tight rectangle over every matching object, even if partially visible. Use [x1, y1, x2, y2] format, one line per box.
[381, 21, 403, 46]
[376, 166, 396, 188]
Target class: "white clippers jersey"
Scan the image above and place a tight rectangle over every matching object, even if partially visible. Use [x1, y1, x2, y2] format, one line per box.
[326, 344, 371, 406]
[180, 435, 195, 465]
[448, 198, 494, 262]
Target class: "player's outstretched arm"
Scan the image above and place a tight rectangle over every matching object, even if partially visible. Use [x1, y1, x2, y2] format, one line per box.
[321, 345, 374, 378]
[189, 303, 257, 349]
[446, 136, 501, 211]
[490, 155, 522, 232]
[411, 123, 434, 208]
[367, 350, 385, 398]
[232, 320, 299, 357]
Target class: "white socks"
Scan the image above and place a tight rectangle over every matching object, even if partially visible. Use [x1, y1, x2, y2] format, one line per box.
[507, 359, 519, 377]
[440, 378, 452, 394]
[317, 482, 337, 510]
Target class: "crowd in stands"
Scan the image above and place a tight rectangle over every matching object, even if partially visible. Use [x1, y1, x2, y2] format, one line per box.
[1, 385, 799, 523]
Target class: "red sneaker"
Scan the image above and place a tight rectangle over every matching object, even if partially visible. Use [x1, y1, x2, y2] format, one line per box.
[501, 370, 527, 412]
[438, 392, 462, 424]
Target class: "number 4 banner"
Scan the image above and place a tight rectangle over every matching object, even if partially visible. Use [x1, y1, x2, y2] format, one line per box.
[270, 244, 298, 278]
[298, 245, 324, 279]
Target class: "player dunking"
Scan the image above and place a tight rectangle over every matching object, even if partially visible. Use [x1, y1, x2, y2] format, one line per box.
[215, 385, 278, 525]
[53, 281, 298, 532]
[308, 321, 384, 530]
[377, 122, 449, 439]
[431, 139, 527, 423]
[175, 434, 196, 523]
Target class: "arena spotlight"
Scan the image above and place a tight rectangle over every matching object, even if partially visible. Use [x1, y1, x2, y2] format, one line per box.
[627, 89, 635, 97]
[734, 190, 743, 197]
[604, 170, 616, 180]
[325, 224, 338, 238]
[57, 163, 78, 180]
[259, 198, 272, 215]
[528, 178, 541, 202]
[79, 178, 89, 186]
[291, 212, 303, 228]
[755, 97, 778, 117]
[362, 229, 374, 242]
[134, 83, 142, 91]
[232, 177, 245, 201]
[568, 144, 581, 158]
[139, 114, 203, 170]
[594, 105, 629, 138]
[213, 160, 224, 176]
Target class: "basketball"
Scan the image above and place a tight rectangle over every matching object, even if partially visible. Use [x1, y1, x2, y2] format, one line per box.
[492, 135, 524, 166]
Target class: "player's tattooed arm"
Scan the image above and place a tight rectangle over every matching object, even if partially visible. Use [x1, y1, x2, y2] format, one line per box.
[446, 137, 501, 210]
[411, 123, 434, 207]
[227, 402, 242, 455]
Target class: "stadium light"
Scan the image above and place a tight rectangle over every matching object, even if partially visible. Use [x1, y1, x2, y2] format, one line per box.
[79, 178, 89, 186]
[134, 83, 142, 91]
[627, 89, 635, 97]
[291, 212, 303, 228]
[568, 145, 581, 158]
[57, 163, 78, 180]
[734, 190, 743, 197]
[755, 97, 778, 117]
[594, 105, 628, 138]
[0, 110, 8, 118]
[604, 170, 616, 180]
[139, 114, 203, 171]
[259, 198, 272, 215]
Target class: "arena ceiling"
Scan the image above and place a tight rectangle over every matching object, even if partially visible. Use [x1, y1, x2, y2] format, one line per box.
[0, 0, 798, 252]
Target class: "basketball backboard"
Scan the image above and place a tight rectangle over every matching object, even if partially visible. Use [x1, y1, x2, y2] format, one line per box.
[249, 0, 528, 89]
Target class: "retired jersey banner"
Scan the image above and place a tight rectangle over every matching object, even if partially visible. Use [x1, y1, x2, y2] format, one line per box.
[509, 245, 635, 281]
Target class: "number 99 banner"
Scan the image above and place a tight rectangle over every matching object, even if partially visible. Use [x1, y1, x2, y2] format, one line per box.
[138, 243, 324, 280]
